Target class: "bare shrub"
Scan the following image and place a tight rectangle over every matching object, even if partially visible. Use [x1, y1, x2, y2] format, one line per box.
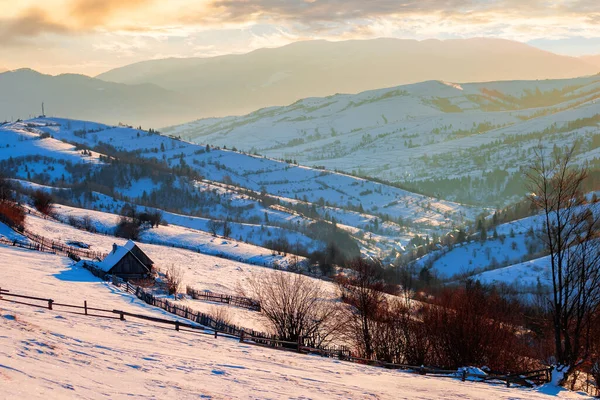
[209, 305, 232, 326]
[115, 215, 140, 240]
[32, 190, 53, 215]
[81, 215, 96, 232]
[245, 271, 342, 346]
[165, 264, 184, 297]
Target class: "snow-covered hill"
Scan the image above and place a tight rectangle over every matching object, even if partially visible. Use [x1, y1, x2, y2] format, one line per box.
[0, 244, 587, 399]
[415, 214, 547, 279]
[1, 117, 482, 258]
[166, 75, 600, 205]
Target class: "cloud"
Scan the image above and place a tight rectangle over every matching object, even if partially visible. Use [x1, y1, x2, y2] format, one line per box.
[0, 8, 70, 46]
[189, 0, 600, 38]
[68, 0, 154, 26]
[0, 0, 154, 46]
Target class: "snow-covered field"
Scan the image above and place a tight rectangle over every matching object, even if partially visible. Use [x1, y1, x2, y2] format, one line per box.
[0, 244, 589, 399]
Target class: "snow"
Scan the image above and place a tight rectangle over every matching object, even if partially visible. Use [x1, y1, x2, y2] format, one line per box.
[473, 256, 551, 287]
[163, 75, 600, 205]
[0, 116, 485, 258]
[97, 240, 137, 272]
[0, 244, 589, 399]
[44, 203, 304, 268]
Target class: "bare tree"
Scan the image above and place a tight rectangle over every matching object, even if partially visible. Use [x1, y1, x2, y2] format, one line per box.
[526, 145, 600, 373]
[245, 271, 342, 346]
[165, 264, 184, 297]
[336, 258, 387, 359]
[207, 219, 221, 237]
[222, 219, 232, 238]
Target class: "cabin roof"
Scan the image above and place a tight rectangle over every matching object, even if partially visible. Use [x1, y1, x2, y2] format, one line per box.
[98, 240, 143, 272]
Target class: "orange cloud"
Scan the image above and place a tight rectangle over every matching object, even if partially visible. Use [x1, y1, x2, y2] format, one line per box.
[0, 7, 70, 46]
[69, 0, 154, 26]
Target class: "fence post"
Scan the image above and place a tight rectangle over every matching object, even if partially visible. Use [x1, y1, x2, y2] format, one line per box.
[175, 321, 180, 331]
[84, 300, 88, 315]
[239, 331, 244, 343]
[297, 336, 302, 353]
[214, 330, 218, 338]
[120, 311, 125, 321]
[48, 299, 53, 310]
[462, 370, 466, 382]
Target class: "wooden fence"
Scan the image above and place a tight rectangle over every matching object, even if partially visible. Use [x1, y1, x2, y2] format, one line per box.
[19, 228, 107, 260]
[186, 286, 261, 311]
[79, 262, 275, 341]
[0, 284, 553, 389]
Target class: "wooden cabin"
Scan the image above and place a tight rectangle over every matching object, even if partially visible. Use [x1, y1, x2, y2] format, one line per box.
[98, 240, 154, 280]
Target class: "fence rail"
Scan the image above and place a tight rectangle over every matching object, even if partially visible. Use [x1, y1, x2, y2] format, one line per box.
[20, 228, 107, 260]
[186, 286, 261, 311]
[0, 226, 107, 261]
[0, 283, 553, 389]
[79, 261, 274, 341]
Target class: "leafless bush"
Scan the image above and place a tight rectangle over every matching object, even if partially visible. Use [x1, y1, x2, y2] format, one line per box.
[81, 215, 96, 233]
[245, 271, 343, 346]
[209, 305, 232, 326]
[115, 215, 140, 240]
[165, 264, 184, 297]
[0, 201, 25, 229]
[207, 219, 221, 236]
[32, 190, 53, 215]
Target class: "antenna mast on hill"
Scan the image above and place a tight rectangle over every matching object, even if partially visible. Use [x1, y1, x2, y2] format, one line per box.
[41, 102, 45, 117]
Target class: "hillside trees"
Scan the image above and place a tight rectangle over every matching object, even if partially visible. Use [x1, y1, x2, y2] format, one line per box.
[525, 145, 600, 374]
[0, 173, 12, 202]
[336, 258, 388, 359]
[420, 282, 531, 371]
[0, 174, 25, 229]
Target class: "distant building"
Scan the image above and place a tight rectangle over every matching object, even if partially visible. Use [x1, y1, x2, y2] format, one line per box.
[98, 240, 154, 280]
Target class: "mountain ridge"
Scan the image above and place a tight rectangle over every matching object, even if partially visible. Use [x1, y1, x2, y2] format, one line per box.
[95, 38, 598, 122]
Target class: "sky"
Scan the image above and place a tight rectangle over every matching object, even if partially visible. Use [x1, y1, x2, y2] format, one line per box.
[0, 0, 599, 76]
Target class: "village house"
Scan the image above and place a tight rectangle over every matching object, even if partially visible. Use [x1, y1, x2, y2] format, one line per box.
[98, 240, 154, 280]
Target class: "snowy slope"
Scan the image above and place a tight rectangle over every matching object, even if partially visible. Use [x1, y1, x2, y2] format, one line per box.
[0, 244, 588, 399]
[472, 256, 551, 287]
[1, 117, 483, 258]
[416, 214, 547, 278]
[165, 75, 600, 205]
